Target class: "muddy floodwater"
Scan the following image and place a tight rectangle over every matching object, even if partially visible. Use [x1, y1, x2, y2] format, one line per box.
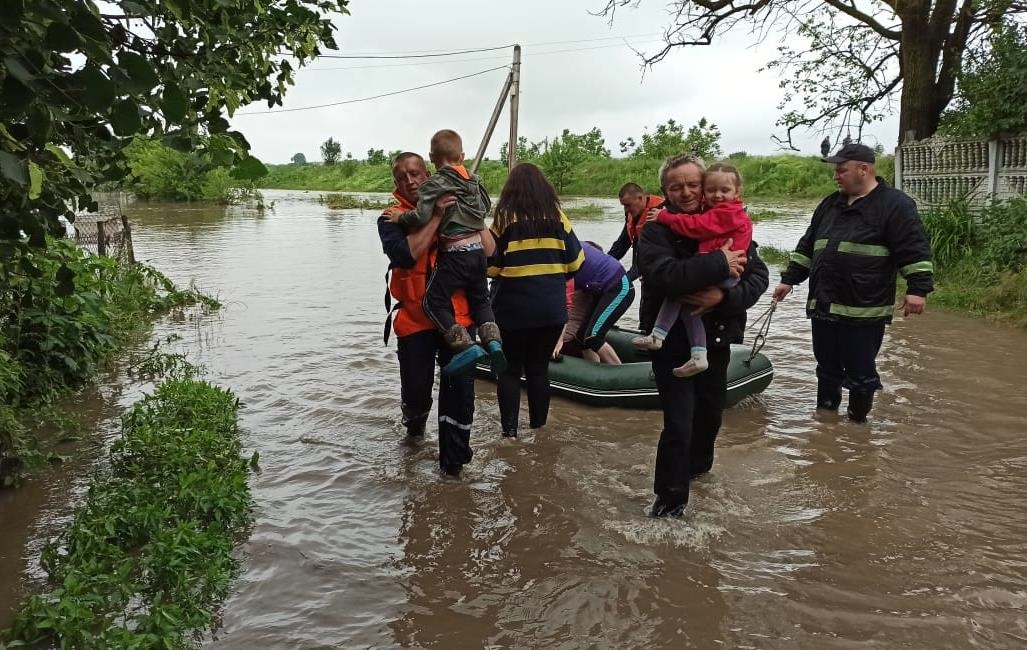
[2, 190, 1026, 648]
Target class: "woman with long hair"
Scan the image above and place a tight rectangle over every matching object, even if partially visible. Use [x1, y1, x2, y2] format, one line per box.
[487, 163, 584, 437]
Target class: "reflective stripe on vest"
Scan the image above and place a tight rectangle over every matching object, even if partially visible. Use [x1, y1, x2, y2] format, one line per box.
[900, 260, 934, 276]
[837, 241, 890, 256]
[808, 298, 892, 318]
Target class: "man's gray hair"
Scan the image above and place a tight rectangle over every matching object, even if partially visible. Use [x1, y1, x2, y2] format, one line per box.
[659, 153, 707, 190]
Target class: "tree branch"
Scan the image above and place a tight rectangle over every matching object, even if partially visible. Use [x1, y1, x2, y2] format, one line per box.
[819, 0, 901, 39]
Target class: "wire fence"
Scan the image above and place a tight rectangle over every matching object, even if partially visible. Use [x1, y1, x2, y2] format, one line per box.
[73, 214, 135, 262]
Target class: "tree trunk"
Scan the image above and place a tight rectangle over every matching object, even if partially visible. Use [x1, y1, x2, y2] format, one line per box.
[897, 10, 950, 143]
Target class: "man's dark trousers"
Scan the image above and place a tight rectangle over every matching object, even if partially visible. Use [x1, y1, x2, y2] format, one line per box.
[811, 318, 886, 393]
[396, 329, 475, 469]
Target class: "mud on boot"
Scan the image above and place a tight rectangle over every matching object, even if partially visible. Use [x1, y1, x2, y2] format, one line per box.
[442, 325, 485, 376]
[478, 322, 507, 374]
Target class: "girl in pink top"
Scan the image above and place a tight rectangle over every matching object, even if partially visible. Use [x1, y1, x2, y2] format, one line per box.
[633, 163, 754, 377]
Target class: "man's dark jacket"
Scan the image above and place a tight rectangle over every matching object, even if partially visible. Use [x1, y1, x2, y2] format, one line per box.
[780, 179, 933, 325]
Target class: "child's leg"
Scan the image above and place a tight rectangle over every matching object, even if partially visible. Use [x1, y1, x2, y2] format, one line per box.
[672, 313, 709, 378]
[422, 252, 460, 336]
[633, 298, 682, 350]
[462, 247, 506, 374]
[719, 277, 740, 290]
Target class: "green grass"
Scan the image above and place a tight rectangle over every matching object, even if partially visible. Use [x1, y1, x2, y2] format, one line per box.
[1, 378, 253, 648]
[262, 154, 897, 200]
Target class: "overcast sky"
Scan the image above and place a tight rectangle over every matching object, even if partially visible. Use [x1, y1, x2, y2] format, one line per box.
[229, 0, 900, 164]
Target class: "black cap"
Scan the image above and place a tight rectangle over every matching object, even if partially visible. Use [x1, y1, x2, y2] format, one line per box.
[821, 143, 875, 164]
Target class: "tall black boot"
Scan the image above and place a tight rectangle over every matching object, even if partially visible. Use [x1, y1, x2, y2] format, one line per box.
[847, 391, 875, 423]
[817, 382, 842, 411]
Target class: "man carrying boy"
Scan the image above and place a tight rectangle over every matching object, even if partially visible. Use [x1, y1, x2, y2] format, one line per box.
[387, 129, 505, 376]
[378, 152, 475, 476]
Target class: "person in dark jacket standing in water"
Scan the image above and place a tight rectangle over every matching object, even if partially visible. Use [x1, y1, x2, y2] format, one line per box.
[773, 143, 934, 423]
[608, 183, 664, 282]
[637, 153, 769, 518]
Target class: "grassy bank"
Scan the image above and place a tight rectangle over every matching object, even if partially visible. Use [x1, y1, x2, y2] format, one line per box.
[0, 238, 218, 486]
[921, 200, 1027, 327]
[759, 199, 1027, 327]
[262, 154, 896, 200]
[1, 377, 253, 647]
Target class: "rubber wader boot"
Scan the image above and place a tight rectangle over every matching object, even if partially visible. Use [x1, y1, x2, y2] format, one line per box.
[477, 322, 507, 374]
[847, 390, 875, 423]
[441, 325, 486, 376]
[817, 382, 843, 411]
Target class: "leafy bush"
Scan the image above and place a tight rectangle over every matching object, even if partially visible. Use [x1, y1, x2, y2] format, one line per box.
[0, 238, 219, 485]
[125, 139, 259, 204]
[921, 198, 1027, 324]
[1, 378, 253, 647]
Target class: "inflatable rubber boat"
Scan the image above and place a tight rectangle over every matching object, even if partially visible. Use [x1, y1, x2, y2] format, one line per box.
[475, 327, 773, 409]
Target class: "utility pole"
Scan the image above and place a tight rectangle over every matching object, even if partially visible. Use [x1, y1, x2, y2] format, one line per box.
[507, 44, 521, 172]
[470, 70, 513, 175]
[469, 45, 522, 175]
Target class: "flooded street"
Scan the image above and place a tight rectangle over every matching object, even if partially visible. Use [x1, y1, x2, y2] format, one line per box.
[3, 189, 1027, 647]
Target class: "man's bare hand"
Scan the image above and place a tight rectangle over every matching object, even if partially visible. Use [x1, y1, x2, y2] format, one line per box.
[772, 283, 793, 302]
[432, 193, 457, 219]
[899, 294, 926, 317]
[682, 286, 725, 315]
[382, 207, 403, 223]
[720, 239, 745, 278]
[645, 207, 661, 222]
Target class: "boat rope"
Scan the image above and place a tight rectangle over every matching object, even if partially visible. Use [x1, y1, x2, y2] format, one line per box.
[745, 299, 777, 364]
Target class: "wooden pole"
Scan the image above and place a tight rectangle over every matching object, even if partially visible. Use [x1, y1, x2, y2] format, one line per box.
[471, 71, 513, 175]
[121, 214, 135, 263]
[507, 45, 521, 172]
[96, 220, 106, 257]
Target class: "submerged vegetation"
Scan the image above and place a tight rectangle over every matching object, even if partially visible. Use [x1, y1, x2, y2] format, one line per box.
[318, 192, 391, 211]
[1, 376, 253, 647]
[0, 238, 219, 486]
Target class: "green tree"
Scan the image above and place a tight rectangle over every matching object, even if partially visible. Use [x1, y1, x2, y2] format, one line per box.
[366, 148, 388, 165]
[940, 22, 1027, 138]
[321, 138, 342, 165]
[291, 153, 307, 165]
[0, 0, 348, 252]
[628, 118, 722, 160]
[598, 0, 1027, 146]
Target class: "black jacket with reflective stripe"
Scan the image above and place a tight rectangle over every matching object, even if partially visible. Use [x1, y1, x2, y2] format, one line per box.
[780, 179, 933, 325]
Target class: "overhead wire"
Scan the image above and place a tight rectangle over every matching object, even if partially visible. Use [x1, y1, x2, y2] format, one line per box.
[302, 38, 667, 72]
[234, 65, 510, 115]
[313, 32, 662, 59]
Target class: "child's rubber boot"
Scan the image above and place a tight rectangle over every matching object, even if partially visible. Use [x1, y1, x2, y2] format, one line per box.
[478, 322, 507, 374]
[441, 325, 485, 376]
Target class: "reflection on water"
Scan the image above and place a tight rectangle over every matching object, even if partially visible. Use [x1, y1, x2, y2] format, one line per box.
[2, 189, 1027, 648]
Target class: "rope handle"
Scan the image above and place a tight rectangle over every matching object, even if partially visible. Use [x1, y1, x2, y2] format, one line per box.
[745, 298, 777, 363]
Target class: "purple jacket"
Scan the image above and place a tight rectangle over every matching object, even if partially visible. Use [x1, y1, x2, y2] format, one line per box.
[575, 242, 627, 294]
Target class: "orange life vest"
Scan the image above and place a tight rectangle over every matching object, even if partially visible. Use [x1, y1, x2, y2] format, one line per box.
[625, 195, 664, 244]
[387, 191, 472, 338]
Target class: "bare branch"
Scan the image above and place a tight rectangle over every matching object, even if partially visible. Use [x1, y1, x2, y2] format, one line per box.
[819, 0, 901, 39]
